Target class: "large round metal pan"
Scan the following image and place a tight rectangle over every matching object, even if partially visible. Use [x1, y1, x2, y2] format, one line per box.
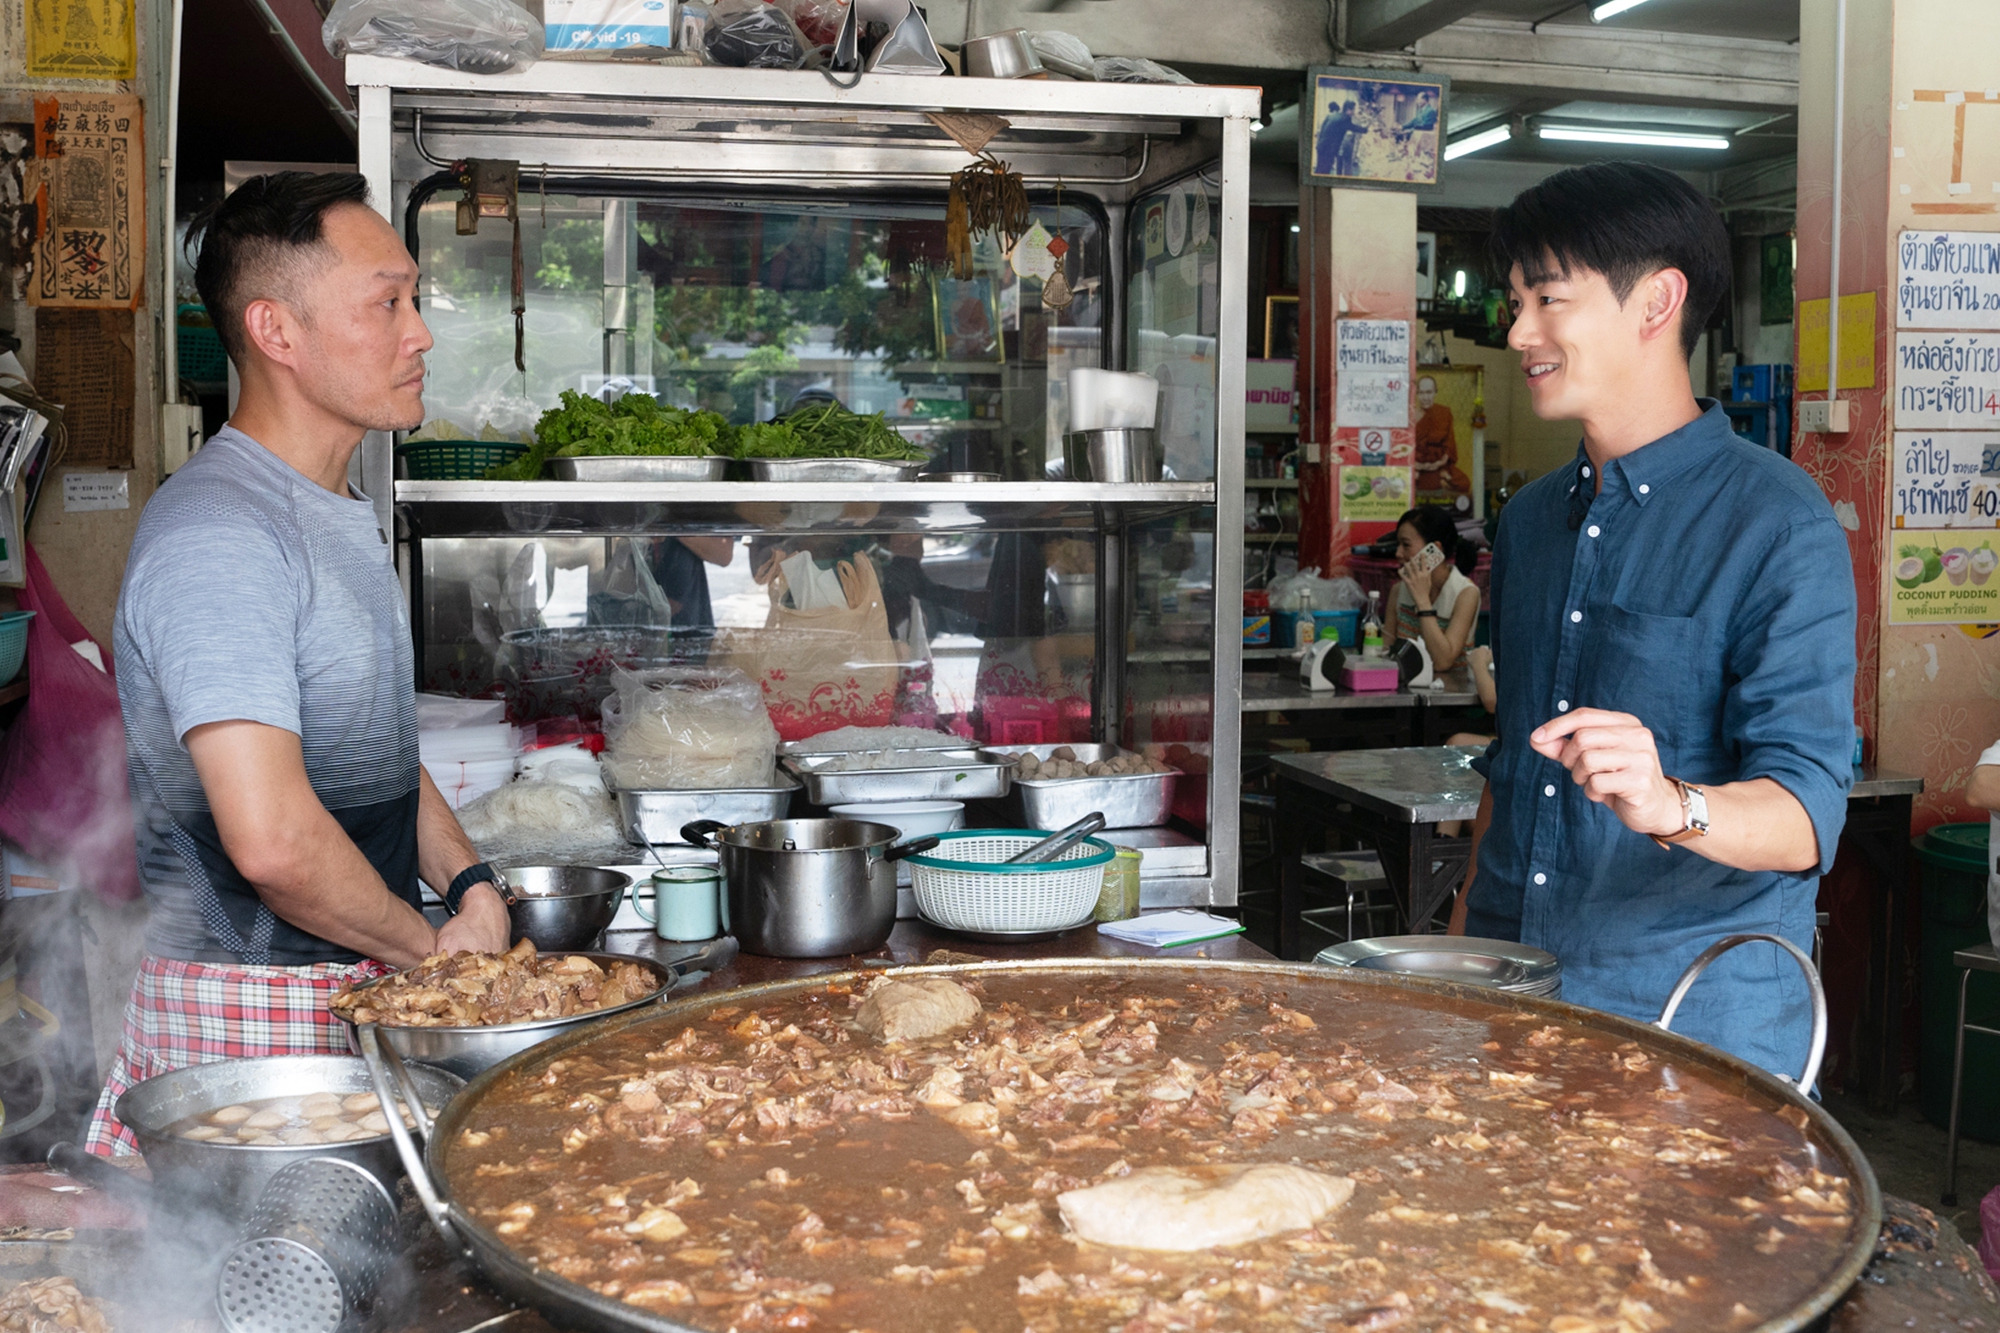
[332, 950, 676, 1079]
[374, 958, 1883, 1333]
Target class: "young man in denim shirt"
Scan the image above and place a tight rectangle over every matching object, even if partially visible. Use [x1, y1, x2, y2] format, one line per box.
[1453, 162, 1856, 1079]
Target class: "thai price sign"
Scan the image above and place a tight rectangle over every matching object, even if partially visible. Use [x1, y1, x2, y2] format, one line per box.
[1897, 230, 2000, 330]
[1892, 431, 2000, 526]
[1893, 332, 2000, 428]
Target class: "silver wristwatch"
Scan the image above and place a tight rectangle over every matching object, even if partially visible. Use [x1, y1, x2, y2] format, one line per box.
[1651, 778, 1709, 849]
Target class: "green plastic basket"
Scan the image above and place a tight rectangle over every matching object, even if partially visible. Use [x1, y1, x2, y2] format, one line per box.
[0, 610, 33, 685]
[396, 440, 529, 480]
[176, 304, 228, 383]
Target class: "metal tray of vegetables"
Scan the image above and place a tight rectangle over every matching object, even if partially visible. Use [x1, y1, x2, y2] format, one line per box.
[783, 750, 1014, 804]
[735, 401, 929, 481]
[550, 455, 731, 482]
[746, 458, 925, 483]
[978, 743, 1180, 830]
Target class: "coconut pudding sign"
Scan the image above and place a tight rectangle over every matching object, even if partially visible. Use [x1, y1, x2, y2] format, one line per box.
[1891, 430, 2000, 622]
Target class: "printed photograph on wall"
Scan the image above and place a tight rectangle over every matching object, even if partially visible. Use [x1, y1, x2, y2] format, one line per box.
[1302, 67, 1448, 192]
[1412, 364, 1482, 509]
[932, 276, 1003, 362]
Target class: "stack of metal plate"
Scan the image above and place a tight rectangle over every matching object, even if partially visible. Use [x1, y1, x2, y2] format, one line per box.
[1314, 936, 1562, 1000]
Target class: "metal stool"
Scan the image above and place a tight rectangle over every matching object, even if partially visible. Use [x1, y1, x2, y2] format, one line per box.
[1297, 852, 1401, 957]
[1941, 941, 2000, 1207]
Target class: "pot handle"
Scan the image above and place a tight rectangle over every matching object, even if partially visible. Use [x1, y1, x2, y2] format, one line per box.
[358, 1023, 463, 1252]
[882, 835, 941, 864]
[1654, 933, 1827, 1093]
[681, 819, 727, 848]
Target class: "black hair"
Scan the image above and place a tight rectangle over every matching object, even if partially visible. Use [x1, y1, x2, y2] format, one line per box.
[1487, 161, 1730, 359]
[1396, 505, 1477, 576]
[188, 171, 373, 363]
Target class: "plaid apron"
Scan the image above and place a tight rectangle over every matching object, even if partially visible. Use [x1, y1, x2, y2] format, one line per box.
[83, 954, 390, 1157]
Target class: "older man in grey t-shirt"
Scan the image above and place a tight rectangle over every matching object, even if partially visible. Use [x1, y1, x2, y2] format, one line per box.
[86, 172, 508, 1155]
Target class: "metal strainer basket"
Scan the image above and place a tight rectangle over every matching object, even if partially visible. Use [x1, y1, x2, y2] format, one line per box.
[216, 1156, 398, 1333]
[906, 830, 1114, 933]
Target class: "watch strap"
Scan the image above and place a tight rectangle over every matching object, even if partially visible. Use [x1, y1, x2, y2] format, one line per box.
[445, 861, 501, 915]
[1648, 778, 1708, 850]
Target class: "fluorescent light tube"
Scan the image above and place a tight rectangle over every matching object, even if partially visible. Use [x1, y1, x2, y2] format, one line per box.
[1591, 0, 1658, 18]
[1444, 123, 1513, 161]
[1537, 125, 1731, 151]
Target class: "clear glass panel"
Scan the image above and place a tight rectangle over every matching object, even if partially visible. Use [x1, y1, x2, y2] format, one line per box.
[1121, 511, 1215, 841]
[1124, 174, 1222, 482]
[415, 192, 1106, 479]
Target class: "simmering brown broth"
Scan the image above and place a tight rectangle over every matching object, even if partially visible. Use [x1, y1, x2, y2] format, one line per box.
[448, 970, 1864, 1332]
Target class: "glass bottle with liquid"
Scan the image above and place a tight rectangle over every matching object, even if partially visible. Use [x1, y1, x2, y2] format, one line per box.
[1362, 590, 1385, 657]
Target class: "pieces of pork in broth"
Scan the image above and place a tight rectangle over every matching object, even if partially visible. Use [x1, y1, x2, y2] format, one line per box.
[853, 976, 981, 1042]
[1057, 1164, 1356, 1251]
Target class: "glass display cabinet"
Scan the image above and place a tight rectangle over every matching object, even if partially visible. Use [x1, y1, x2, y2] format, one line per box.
[348, 56, 1253, 906]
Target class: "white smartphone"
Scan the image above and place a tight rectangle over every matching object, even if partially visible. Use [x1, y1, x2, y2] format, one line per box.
[1413, 542, 1445, 574]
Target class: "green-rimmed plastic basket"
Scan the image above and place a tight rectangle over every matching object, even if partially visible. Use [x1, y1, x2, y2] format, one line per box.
[396, 439, 529, 480]
[0, 609, 33, 684]
[906, 830, 1114, 933]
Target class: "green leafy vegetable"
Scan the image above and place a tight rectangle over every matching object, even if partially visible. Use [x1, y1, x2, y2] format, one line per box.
[487, 391, 730, 479]
[732, 401, 927, 462]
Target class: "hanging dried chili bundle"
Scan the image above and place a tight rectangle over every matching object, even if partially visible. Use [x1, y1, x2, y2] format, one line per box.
[946, 154, 1030, 278]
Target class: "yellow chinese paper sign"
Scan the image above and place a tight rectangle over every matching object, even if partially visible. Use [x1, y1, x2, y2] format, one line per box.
[1889, 529, 2000, 622]
[1796, 292, 1878, 391]
[26, 0, 136, 80]
[31, 94, 144, 309]
[1339, 466, 1412, 522]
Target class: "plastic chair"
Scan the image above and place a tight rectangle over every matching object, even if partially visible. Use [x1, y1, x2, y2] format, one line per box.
[1941, 941, 2000, 1207]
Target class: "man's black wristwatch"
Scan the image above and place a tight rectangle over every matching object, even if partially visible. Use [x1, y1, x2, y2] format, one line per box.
[444, 862, 504, 915]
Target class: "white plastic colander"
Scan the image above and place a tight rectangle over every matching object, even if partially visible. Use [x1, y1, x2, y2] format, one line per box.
[907, 830, 1114, 933]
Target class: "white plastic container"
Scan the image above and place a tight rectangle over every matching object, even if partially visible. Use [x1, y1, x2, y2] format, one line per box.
[827, 800, 966, 842]
[1068, 369, 1159, 431]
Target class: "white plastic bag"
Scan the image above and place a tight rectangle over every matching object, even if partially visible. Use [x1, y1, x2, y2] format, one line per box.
[1092, 55, 1190, 85]
[323, 0, 544, 72]
[1267, 570, 1365, 613]
[1024, 30, 1093, 79]
[601, 666, 778, 790]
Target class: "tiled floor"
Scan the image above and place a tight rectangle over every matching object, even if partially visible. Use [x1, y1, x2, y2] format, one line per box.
[1824, 1087, 2000, 1246]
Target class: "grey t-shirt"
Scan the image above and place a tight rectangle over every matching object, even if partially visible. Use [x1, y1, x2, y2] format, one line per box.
[114, 426, 421, 966]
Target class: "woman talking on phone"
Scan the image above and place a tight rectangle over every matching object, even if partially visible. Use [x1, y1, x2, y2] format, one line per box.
[1385, 505, 1481, 671]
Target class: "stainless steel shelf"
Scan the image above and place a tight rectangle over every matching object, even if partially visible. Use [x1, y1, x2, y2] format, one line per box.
[395, 480, 1218, 538]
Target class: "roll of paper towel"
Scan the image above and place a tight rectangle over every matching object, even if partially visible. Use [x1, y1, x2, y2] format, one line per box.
[1069, 369, 1160, 431]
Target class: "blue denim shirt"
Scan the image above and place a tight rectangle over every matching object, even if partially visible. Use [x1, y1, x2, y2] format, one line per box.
[1468, 402, 1857, 1078]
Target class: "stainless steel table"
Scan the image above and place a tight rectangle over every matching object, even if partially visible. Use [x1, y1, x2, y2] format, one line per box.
[1240, 665, 1483, 746]
[1270, 746, 1485, 957]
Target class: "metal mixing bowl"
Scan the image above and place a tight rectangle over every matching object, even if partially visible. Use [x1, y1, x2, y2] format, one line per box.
[333, 951, 675, 1079]
[500, 865, 632, 950]
[117, 1054, 463, 1217]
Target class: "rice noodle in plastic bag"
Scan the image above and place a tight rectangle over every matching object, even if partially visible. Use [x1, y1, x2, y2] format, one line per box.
[601, 665, 778, 790]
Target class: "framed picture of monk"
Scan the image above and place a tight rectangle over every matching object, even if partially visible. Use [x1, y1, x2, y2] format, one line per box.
[1412, 364, 1483, 515]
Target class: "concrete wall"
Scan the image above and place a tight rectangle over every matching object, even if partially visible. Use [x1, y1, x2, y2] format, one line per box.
[1869, 0, 2000, 830]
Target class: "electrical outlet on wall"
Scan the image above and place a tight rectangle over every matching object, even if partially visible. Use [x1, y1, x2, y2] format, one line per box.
[162, 402, 203, 473]
[1798, 399, 1851, 434]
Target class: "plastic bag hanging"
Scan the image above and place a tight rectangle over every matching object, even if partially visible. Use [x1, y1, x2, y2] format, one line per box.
[322, 0, 544, 72]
